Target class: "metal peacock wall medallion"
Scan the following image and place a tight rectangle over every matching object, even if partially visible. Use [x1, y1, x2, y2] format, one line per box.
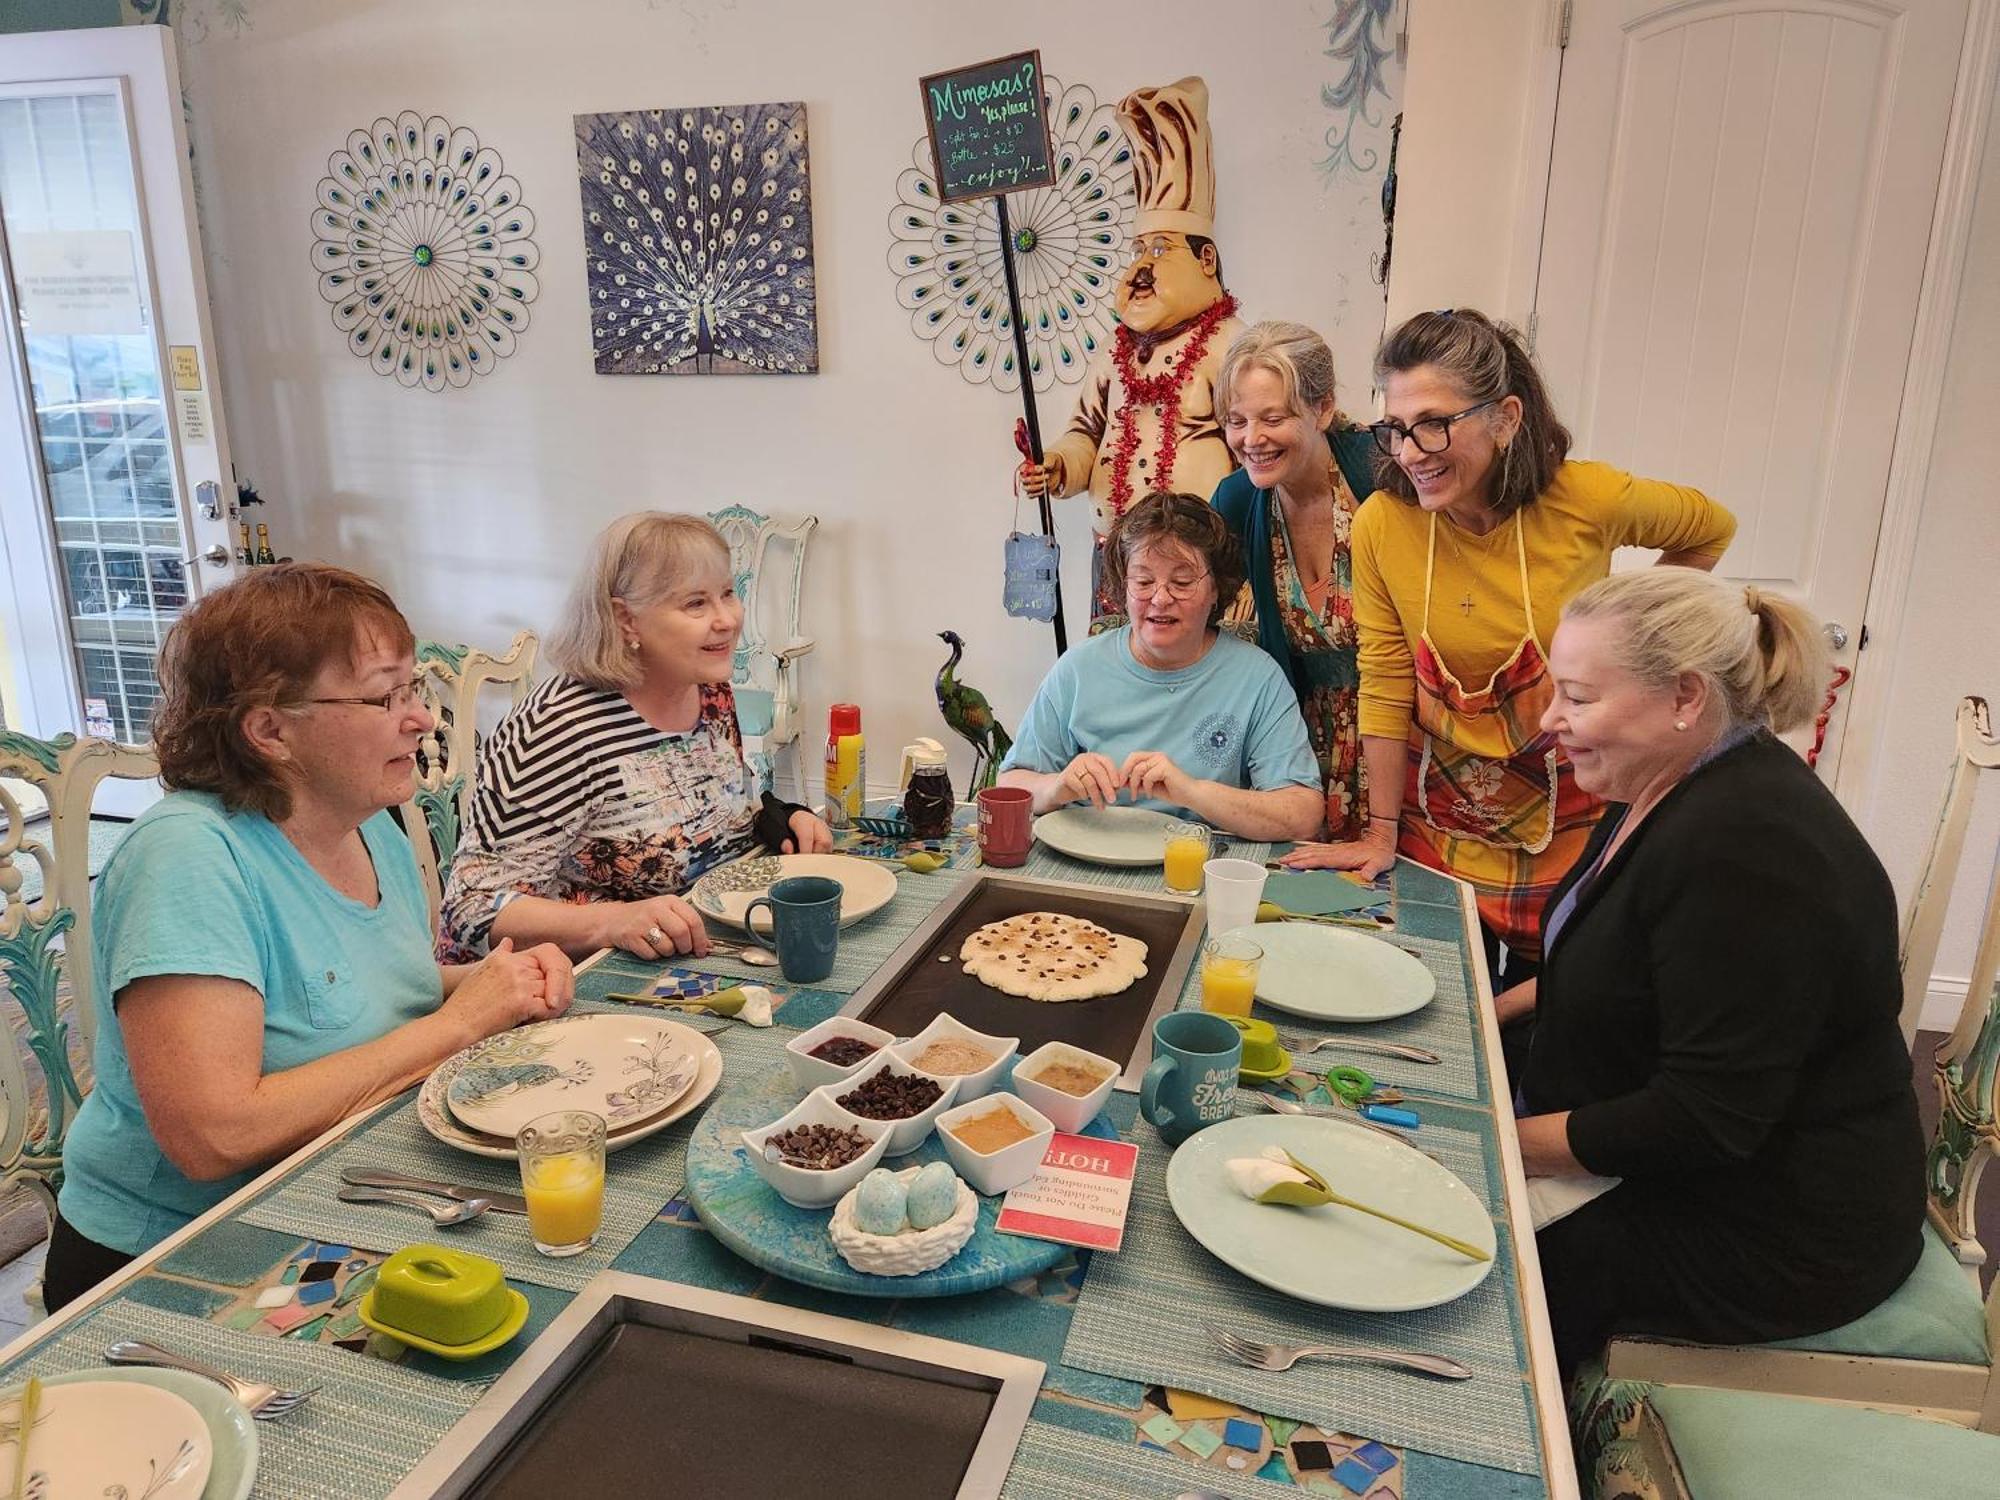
[310, 111, 542, 392]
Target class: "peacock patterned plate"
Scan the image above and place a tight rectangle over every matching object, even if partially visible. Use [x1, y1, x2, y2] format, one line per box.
[420, 1023, 723, 1159]
[443, 1014, 700, 1139]
[689, 852, 898, 932]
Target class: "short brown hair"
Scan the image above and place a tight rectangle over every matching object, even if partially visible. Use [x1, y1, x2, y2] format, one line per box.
[1373, 308, 1571, 516]
[152, 563, 416, 820]
[1101, 493, 1246, 626]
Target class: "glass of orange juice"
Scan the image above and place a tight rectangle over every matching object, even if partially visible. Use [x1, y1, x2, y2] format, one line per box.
[1200, 935, 1262, 1018]
[517, 1110, 606, 1257]
[1163, 819, 1211, 894]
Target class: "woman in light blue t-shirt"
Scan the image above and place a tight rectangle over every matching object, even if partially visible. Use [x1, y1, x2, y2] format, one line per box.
[1000, 493, 1324, 841]
[48, 566, 576, 1313]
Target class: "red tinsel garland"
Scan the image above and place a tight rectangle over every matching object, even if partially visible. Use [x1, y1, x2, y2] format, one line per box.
[1105, 294, 1240, 518]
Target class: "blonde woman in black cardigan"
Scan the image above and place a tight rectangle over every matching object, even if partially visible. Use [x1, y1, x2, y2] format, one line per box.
[1518, 569, 1923, 1376]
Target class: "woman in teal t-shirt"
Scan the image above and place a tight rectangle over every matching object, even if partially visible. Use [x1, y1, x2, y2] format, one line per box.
[48, 566, 576, 1313]
[998, 493, 1323, 842]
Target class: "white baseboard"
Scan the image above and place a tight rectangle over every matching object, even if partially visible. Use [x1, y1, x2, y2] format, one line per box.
[1922, 974, 1972, 1034]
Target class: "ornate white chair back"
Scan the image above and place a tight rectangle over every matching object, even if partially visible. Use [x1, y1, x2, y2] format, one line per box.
[1908, 698, 2000, 1274]
[706, 504, 817, 799]
[404, 632, 538, 930]
[0, 730, 158, 1228]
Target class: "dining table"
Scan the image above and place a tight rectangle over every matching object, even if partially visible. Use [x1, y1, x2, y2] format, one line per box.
[0, 811, 1577, 1499]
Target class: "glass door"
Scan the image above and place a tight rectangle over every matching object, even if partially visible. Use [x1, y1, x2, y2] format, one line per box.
[0, 26, 235, 811]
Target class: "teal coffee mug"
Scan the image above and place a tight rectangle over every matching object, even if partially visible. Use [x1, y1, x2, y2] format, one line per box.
[1139, 1011, 1242, 1146]
[742, 875, 842, 984]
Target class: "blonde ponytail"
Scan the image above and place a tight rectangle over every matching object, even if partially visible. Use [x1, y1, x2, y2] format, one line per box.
[1565, 571, 1829, 734]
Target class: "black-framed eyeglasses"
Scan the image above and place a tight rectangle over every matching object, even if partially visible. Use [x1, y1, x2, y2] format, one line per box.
[291, 675, 427, 714]
[1369, 399, 1498, 457]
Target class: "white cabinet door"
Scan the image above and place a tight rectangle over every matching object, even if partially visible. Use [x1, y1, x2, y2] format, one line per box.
[1531, 0, 1967, 779]
[0, 25, 235, 811]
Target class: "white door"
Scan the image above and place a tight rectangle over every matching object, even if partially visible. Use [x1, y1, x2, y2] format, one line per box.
[0, 25, 236, 812]
[1531, 0, 1967, 780]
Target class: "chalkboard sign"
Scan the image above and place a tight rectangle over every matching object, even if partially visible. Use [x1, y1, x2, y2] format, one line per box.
[918, 50, 1056, 204]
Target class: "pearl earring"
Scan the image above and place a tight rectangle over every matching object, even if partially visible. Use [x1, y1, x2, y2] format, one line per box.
[627, 638, 640, 652]
[1674, 720, 1688, 732]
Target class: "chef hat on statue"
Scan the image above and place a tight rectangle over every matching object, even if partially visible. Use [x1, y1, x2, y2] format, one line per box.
[1119, 76, 1218, 238]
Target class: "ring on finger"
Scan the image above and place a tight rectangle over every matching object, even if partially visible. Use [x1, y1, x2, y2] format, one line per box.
[645, 923, 668, 945]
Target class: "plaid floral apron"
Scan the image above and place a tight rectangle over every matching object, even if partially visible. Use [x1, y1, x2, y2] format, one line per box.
[1397, 513, 1602, 957]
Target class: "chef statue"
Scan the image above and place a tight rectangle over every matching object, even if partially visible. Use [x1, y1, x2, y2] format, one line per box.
[1017, 75, 1244, 621]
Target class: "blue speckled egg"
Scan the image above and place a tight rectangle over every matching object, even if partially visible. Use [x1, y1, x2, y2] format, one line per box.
[905, 1161, 960, 1230]
[853, 1168, 909, 1236]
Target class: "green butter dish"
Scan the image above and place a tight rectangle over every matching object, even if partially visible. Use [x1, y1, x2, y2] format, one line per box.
[356, 1244, 527, 1358]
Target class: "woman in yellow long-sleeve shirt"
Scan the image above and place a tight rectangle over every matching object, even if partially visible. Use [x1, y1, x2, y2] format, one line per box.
[1284, 309, 1736, 1031]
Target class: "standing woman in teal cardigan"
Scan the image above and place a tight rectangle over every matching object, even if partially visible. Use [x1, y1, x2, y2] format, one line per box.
[1211, 321, 1379, 839]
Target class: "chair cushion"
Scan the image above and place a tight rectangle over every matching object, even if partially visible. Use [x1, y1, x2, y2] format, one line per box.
[1653, 1385, 2000, 1500]
[733, 687, 775, 738]
[1763, 1222, 1988, 1365]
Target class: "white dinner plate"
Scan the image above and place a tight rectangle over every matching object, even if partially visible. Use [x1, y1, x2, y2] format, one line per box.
[0, 1377, 212, 1499]
[422, 1021, 722, 1159]
[1030, 805, 1177, 866]
[690, 853, 899, 932]
[1166, 1114, 1496, 1312]
[1220, 921, 1436, 1022]
[443, 1013, 700, 1138]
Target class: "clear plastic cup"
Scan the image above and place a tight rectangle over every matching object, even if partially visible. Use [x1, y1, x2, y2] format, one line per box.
[1203, 856, 1268, 936]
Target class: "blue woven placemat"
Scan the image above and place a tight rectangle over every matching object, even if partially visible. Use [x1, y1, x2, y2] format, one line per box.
[1062, 1120, 1540, 1476]
[237, 1024, 795, 1293]
[0, 1300, 482, 1499]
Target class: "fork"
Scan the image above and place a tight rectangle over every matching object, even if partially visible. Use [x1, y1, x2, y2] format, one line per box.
[1278, 1032, 1441, 1065]
[1239, 1089, 1442, 1162]
[104, 1340, 317, 1419]
[1206, 1321, 1471, 1380]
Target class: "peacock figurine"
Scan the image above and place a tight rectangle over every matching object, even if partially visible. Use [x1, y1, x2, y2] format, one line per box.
[936, 631, 1014, 792]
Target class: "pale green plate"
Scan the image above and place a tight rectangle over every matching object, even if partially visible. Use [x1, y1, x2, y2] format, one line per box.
[5, 1367, 257, 1500]
[1031, 805, 1177, 866]
[1165, 1114, 1495, 1311]
[1221, 921, 1435, 1022]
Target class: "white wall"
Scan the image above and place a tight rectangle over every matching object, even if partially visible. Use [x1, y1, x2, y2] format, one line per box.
[1385, 0, 1553, 329]
[1391, 1, 2000, 1020]
[163, 0, 1400, 800]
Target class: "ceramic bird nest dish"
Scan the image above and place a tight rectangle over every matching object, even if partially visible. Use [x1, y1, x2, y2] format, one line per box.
[827, 1166, 978, 1276]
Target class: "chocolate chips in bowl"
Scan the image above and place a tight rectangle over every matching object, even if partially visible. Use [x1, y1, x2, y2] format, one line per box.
[765, 1122, 875, 1171]
[836, 1070, 945, 1121]
[805, 1035, 880, 1068]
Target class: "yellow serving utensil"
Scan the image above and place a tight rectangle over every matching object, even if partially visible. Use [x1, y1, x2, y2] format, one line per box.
[1261, 1150, 1492, 1262]
[9, 1375, 41, 1500]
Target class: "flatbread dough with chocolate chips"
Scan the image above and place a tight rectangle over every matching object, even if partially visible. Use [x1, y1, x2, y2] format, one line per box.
[958, 912, 1149, 1001]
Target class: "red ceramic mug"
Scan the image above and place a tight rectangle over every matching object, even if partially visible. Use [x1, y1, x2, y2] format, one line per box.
[976, 785, 1033, 868]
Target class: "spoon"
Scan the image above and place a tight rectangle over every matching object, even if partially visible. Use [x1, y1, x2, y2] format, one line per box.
[337, 1184, 491, 1225]
[706, 939, 779, 967]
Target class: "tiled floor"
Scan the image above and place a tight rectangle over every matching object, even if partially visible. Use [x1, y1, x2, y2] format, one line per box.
[0, 1240, 45, 1348]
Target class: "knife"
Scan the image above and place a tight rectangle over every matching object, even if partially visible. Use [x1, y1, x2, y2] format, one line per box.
[340, 1168, 529, 1215]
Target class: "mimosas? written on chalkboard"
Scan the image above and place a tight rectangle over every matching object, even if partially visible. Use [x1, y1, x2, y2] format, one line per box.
[918, 49, 1057, 204]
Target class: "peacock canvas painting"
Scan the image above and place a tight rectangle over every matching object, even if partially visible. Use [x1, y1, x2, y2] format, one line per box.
[575, 102, 819, 375]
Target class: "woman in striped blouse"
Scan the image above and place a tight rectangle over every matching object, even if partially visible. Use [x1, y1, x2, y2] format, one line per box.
[440, 513, 830, 962]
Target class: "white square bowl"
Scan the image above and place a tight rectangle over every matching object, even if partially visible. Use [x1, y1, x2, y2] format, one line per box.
[934, 1093, 1057, 1196]
[818, 1050, 960, 1157]
[889, 1012, 1019, 1103]
[1008, 1041, 1121, 1135]
[784, 1016, 897, 1094]
[739, 1091, 893, 1208]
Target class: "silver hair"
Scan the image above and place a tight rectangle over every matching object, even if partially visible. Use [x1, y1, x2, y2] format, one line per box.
[547, 512, 731, 689]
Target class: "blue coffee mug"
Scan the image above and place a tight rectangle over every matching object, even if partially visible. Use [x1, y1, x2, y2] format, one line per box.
[1139, 1011, 1241, 1146]
[742, 875, 842, 984]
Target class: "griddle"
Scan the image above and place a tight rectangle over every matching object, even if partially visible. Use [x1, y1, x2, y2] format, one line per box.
[840, 872, 1205, 1090]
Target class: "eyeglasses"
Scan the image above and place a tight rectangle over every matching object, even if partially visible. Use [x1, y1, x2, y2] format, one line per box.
[1369, 400, 1498, 457]
[292, 675, 428, 714]
[1129, 238, 1178, 261]
[1126, 570, 1211, 600]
